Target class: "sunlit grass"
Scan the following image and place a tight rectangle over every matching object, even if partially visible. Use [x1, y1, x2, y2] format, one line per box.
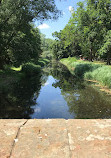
[11, 65, 22, 71]
[60, 57, 111, 88]
[93, 61, 105, 65]
[84, 66, 111, 88]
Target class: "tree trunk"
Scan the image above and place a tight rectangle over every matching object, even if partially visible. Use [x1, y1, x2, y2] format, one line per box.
[107, 51, 110, 65]
[93, 50, 96, 60]
[89, 47, 93, 62]
[0, 58, 4, 70]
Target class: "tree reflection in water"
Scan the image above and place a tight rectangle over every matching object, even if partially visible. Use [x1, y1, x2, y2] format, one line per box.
[0, 74, 41, 119]
[51, 62, 111, 119]
[1, 61, 111, 119]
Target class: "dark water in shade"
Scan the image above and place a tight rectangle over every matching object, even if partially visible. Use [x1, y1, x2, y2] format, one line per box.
[0, 62, 111, 119]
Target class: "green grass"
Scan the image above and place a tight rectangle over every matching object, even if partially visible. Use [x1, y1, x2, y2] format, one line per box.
[11, 65, 22, 71]
[0, 61, 42, 92]
[10, 58, 50, 72]
[0, 61, 42, 95]
[84, 66, 111, 88]
[61, 57, 77, 65]
[60, 57, 111, 88]
[74, 63, 102, 77]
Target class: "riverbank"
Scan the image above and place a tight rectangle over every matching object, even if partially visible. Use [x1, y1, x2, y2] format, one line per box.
[60, 57, 111, 91]
[0, 58, 51, 119]
[0, 58, 50, 90]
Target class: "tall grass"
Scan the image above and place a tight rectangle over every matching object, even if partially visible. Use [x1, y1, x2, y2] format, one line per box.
[60, 57, 111, 88]
[74, 63, 102, 77]
[85, 66, 111, 88]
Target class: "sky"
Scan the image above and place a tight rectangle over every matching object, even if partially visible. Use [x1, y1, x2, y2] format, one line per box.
[35, 0, 83, 39]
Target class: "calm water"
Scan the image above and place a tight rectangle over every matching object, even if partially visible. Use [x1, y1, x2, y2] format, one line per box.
[30, 76, 74, 119]
[0, 62, 111, 118]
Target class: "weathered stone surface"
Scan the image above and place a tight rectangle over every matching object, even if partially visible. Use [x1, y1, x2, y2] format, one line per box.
[11, 119, 70, 158]
[0, 119, 27, 158]
[66, 119, 111, 158]
[0, 119, 111, 158]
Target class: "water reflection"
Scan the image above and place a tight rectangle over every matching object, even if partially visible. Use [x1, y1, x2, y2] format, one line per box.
[30, 75, 74, 119]
[0, 74, 41, 118]
[0, 61, 111, 118]
[50, 62, 111, 119]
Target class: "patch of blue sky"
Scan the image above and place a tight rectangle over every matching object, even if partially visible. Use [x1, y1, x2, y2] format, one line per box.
[35, 0, 84, 39]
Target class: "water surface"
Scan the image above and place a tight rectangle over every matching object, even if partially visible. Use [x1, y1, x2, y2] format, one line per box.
[0, 62, 111, 119]
[30, 76, 74, 119]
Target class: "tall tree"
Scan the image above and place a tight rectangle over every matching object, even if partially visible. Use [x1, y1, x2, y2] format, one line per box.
[52, 0, 111, 64]
[0, 0, 61, 69]
[99, 30, 111, 65]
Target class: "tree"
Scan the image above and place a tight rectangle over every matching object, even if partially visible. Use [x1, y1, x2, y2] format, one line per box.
[0, 0, 61, 69]
[41, 34, 54, 51]
[10, 26, 42, 66]
[52, 31, 69, 60]
[52, 0, 111, 64]
[99, 30, 111, 65]
[40, 34, 54, 59]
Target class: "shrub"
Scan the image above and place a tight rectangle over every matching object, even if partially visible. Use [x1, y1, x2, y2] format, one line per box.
[74, 63, 102, 77]
[22, 63, 41, 76]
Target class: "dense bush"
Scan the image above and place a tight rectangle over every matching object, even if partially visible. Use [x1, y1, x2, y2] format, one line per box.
[22, 63, 41, 76]
[74, 63, 102, 77]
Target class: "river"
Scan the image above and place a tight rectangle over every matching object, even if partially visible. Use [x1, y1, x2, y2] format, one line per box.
[0, 62, 111, 119]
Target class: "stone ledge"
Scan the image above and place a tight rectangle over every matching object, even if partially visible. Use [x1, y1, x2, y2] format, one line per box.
[0, 119, 111, 158]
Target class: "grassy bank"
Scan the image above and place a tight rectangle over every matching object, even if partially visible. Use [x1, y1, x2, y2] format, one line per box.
[60, 57, 111, 89]
[0, 58, 50, 93]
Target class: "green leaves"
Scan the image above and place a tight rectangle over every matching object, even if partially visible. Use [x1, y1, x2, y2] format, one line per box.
[52, 0, 111, 64]
[0, 0, 60, 69]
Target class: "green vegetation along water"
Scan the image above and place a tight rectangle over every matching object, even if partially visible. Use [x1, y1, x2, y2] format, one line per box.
[61, 57, 111, 89]
[0, 62, 111, 119]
